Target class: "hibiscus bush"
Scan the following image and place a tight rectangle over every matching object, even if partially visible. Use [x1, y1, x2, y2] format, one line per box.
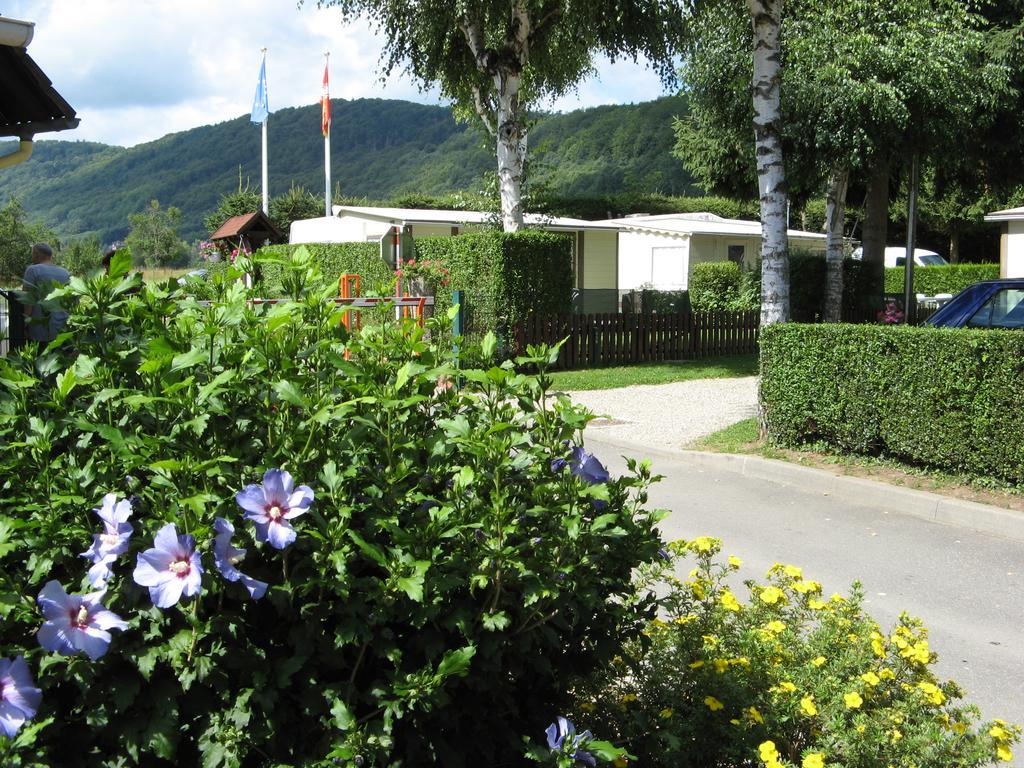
[570, 538, 1020, 768]
[0, 252, 662, 766]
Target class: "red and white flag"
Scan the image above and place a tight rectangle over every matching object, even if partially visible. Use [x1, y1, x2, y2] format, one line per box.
[321, 63, 331, 137]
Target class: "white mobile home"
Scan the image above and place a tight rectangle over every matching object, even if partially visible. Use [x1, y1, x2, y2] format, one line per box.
[984, 206, 1024, 278]
[290, 206, 622, 297]
[598, 213, 827, 291]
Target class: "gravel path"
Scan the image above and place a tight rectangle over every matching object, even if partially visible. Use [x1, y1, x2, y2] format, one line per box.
[565, 376, 759, 450]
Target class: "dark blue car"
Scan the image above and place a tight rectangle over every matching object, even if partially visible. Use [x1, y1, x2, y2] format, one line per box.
[924, 279, 1024, 329]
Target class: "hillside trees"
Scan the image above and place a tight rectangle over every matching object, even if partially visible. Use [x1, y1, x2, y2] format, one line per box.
[315, 0, 683, 232]
[676, 0, 1000, 319]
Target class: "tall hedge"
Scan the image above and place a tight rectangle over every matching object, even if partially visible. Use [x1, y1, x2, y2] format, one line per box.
[883, 263, 1000, 295]
[256, 242, 392, 296]
[414, 230, 573, 338]
[689, 262, 741, 311]
[760, 323, 1024, 484]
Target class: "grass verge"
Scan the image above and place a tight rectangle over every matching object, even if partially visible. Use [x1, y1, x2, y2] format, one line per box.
[549, 354, 758, 391]
[692, 418, 1024, 512]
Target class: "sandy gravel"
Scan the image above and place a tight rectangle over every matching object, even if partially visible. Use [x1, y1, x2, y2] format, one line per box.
[564, 376, 759, 450]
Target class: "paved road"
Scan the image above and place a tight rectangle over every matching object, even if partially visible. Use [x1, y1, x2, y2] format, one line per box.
[588, 436, 1024, 737]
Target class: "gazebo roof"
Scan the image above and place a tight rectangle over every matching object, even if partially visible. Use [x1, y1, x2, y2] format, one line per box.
[210, 210, 284, 243]
[0, 22, 78, 138]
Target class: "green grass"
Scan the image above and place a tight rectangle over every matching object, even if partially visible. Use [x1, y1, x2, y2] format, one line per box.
[548, 354, 758, 391]
[693, 417, 761, 452]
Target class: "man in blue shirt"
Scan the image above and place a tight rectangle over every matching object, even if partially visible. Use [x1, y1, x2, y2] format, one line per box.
[21, 243, 70, 343]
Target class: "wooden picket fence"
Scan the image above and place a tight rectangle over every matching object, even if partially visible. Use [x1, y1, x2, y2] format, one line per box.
[514, 310, 760, 369]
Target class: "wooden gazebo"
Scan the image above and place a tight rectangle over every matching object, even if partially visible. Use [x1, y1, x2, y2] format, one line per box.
[210, 210, 285, 255]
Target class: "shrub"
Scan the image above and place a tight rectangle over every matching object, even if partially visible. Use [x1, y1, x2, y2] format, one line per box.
[884, 264, 1000, 295]
[572, 537, 1020, 767]
[759, 323, 1024, 484]
[414, 229, 573, 345]
[257, 241, 392, 297]
[689, 262, 741, 311]
[0, 252, 661, 766]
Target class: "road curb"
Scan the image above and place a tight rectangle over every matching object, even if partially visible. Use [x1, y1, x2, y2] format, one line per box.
[585, 433, 1024, 543]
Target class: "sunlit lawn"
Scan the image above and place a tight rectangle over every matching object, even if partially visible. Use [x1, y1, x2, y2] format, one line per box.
[548, 353, 759, 391]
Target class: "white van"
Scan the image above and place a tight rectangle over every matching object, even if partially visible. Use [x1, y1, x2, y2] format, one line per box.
[850, 246, 949, 268]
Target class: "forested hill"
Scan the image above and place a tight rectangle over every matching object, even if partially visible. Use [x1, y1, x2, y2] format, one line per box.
[0, 95, 694, 244]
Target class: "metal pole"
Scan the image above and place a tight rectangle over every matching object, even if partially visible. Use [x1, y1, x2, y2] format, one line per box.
[323, 52, 331, 218]
[903, 154, 919, 324]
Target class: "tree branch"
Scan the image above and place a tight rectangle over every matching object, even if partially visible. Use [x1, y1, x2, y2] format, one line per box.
[471, 85, 497, 136]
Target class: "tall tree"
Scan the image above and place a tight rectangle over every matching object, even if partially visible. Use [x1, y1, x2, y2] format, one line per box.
[0, 196, 55, 285]
[315, 0, 681, 231]
[126, 200, 187, 268]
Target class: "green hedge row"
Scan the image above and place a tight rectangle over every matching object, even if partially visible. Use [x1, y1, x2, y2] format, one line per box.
[256, 242, 392, 296]
[414, 230, 573, 339]
[760, 323, 1024, 484]
[883, 263, 1000, 295]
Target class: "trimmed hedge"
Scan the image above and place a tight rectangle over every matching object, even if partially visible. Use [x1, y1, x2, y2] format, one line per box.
[256, 242, 392, 296]
[689, 262, 741, 311]
[883, 263, 1000, 295]
[414, 230, 573, 339]
[760, 323, 1024, 484]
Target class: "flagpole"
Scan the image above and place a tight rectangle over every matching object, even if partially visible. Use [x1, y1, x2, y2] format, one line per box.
[261, 48, 269, 216]
[323, 52, 331, 218]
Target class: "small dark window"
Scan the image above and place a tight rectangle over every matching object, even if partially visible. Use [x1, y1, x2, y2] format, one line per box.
[966, 289, 1024, 329]
[728, 245, 745, 265]
[895, 256, 906, 266]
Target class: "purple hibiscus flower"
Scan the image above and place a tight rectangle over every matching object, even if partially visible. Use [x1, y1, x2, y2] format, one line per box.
[545, 716, 596, 767]
[551, 446, 610, 485]
[36, 581, 128, 661]
[213, 517, 268, 599]
[235, 469, 314, 550]
[0, 656, 41, 738]
[133, 523, 203, 608]
[81, 493, 134, 587]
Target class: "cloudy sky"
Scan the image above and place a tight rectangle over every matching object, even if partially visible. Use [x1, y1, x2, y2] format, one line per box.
[5, 0, 671, 148]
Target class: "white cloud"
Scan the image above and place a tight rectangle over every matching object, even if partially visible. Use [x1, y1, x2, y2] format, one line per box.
[5, 0, 671, 146]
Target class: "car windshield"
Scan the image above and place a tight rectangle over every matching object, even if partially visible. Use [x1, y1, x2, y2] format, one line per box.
[966, 288, 1024, 329]
[918, 254, 948, 266]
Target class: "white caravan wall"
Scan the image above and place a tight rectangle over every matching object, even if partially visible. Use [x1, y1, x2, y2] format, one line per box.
[1007, 221, 1024, 278]
[617, 230, 690, 290]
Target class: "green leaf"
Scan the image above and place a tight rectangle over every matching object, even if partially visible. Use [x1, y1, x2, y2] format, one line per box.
[481, 611, 511, 631]
[436, 645, 475, 679]
[438, 414, 471, 439]
[481, 331, 497, 359]
[171, 347, 207, 372]
[330, 699, 355, 731]
[591, 513, 618, 531]
[273, 379, 308, 408]
[55, 368, 77, 400]
[346, 530, 387, 567]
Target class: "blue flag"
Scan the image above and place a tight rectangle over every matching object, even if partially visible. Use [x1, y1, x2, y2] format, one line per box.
[251, 58, 269, 124]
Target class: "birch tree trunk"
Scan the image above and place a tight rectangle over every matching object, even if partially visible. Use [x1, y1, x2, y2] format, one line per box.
[823, 168, 849, 322]
[861, 156, 890, 309]
[748, 0, 789, 326]
[495, 71, 525, 232]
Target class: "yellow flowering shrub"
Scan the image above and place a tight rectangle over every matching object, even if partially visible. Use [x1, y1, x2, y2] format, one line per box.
[569, 537, 1020, 768]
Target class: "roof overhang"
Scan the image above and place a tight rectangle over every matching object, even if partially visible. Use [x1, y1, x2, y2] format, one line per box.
[0, 16, 79, 139]
[984, 206, 1024, 223]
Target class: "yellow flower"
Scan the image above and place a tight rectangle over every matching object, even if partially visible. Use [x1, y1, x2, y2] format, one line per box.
[793, 579, 821, 594]
[659, 707, 674, 719]
[690, 536, 716, 553]
[800, 696, 818, 716]
[952, 722, 968, 735]
[620, 693, 637, 704]
[764, 620, 786, 634]
[704, 696, 724, 711]
[721, 590, 741, 612]
[760, 586, 785, 605]
[714, 659, 730, 674]
[702, 634, 720, 649]
[879, 669, 895, 681]
[856, 724, 866, 733]
[844, 692, 864, 709]
[675, 614, 698, 625]
[829, 593, 846, 603]
[990, 725, 1009, 740]
[861, 671, 880, 686]
[847, 633, 859, 643]
[808, 598, 827, 610]
[580, 702, 596, 712]
[689, 660, 705, 669]
[802, 753, 825, 768]
[748, 706, 765, 724]
[729, 555, 743, 567]
[997, 745, 1013, 762]
[891, 729, 903, 742]
[778, 681, 797, 693]
[759, 740, 780, 761]
[782, 564, 803, 578]
[690, 580, 706, 600]
[810, 656, 826, 667]
[918, 682, 945, 705]
[872, 638, 886, 657]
